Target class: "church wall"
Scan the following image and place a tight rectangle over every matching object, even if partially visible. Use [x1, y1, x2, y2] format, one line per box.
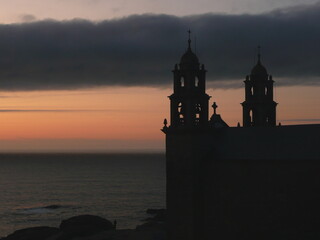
[166, 124, 320, 240]
[203, 158, 320, 239]
[203, 124, 320, 239]
[214, 124, 320, 160]
[166, 132, 213, 240]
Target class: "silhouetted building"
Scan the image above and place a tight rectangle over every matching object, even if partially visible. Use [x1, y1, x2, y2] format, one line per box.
[163, 34, 320, 240]
[170, 33, 210, 128]
[242, 48, 277, 127]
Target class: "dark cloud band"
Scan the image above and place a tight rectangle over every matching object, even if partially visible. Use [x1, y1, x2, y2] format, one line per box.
[0, 3, 320, 90]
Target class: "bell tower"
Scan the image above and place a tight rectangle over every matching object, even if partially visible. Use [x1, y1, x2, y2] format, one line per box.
[242, 47, 277, 127]
[169, 31, 210, 128]
[162, 31, 212, 240]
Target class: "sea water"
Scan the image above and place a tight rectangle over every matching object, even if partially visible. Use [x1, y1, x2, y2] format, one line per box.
[0, 153, 165, 237]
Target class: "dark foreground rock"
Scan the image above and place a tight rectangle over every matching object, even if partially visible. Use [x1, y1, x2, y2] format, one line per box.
[136, 221, 165, 231]
[59, 215, 114, 237]
[1, 212, 166, 240]
[144, 209, 166, 222]
[135, 208, 166, 239]
[146, 209, 165, 215]
[3, 226, 59, 240]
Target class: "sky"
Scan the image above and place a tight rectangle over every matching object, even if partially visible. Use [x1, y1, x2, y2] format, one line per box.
[0, 0, 319, 152]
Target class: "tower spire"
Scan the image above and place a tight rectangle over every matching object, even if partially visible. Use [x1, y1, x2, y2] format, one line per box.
[188, 29, 191, 50]
[257, 45, 261, 64]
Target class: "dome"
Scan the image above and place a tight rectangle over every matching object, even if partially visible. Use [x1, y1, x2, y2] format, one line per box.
[180, 48, 199, 70]
[251, 54, 268, 76]
[251, 62, 268, 75]
[179, 37, 199, 70]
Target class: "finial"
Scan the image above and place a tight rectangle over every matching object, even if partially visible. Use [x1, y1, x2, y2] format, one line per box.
[269, 75, 273, 81]
[257, 45, 261, 63]
[187, 29, 191, 50]
[163, 118, 168, 127]
[212, 102, 218, 115]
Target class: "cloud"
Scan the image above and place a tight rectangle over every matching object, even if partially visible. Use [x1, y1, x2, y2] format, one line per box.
[19, 14, 37, 22]
[1, 3, 320, 90]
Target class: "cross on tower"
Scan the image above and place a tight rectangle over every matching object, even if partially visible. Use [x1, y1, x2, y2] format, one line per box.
[212, 102, 218, 115]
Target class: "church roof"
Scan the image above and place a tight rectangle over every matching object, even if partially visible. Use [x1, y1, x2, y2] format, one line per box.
[209, 102, 229, 128]
[210, 114, 229, 128]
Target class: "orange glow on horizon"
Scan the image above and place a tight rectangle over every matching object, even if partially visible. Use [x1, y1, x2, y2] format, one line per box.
[0, 87, 170, 141]
[0, 85, 319, 152]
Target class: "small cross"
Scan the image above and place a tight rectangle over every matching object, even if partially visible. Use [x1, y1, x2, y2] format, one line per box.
[212, 102, 218, 115]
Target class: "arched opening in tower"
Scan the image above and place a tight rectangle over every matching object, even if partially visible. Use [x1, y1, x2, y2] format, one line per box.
[178, 102, 184, 124]
[181, 77, 185, 87]
[249, 110, 253, 126]
[195, 77, 199, 87]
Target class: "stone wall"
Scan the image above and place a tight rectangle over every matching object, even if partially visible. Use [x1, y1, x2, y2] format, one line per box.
[216, 124, 320, 160]
[165, 124, 320, 240]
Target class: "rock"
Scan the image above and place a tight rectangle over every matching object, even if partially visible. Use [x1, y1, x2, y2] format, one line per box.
[137, 209, 166, 232]
[146, 209, 166, 215]
[3, 226, 59, 240]
[136, 221, 166, 231]
[145, 209, 166, 222]
[59, 215, 114, 238]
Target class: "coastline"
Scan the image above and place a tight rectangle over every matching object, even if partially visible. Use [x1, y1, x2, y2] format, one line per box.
[1, 209, 166, 240]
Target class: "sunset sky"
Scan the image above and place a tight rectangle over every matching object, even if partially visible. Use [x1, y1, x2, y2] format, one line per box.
[0, 0, 319, 152]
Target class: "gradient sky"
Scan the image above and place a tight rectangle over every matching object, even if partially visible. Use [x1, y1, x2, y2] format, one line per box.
[0, 0, 318, 23]
[0, 0, 319, 152]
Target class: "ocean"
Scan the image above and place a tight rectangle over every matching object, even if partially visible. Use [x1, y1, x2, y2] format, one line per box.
[0, 153, 166, 237]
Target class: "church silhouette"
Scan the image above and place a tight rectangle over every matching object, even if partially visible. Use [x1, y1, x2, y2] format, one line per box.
[163, 33, 320, 240]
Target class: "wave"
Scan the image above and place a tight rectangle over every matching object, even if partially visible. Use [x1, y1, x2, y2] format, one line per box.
[17, 205, 77, 215]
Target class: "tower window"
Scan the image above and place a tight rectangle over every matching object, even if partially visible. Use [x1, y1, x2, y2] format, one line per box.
[178, 102, 183, 113]
[195, 103, 201, 113]
[181, 77, 185, 87]
[195, 113, 200, 125]
[178, 102, 184, 124]
[195, 77, 199, 87]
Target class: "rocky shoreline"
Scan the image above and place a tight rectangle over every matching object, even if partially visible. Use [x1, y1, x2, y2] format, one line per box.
[1, 209, 166, 240]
